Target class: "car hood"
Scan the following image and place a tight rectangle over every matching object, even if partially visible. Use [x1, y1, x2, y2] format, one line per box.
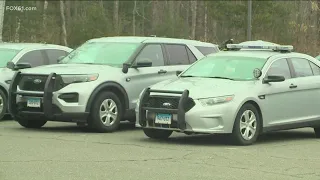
[20, 64, 120, 75]
[150, 77, 256, 99]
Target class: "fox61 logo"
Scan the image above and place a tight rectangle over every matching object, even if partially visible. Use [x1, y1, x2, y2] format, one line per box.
[6, 6, 23, 12]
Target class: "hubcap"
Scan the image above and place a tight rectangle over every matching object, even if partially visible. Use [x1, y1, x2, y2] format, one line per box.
[0, 95, 3, 114]
[239, 110, 257, 141]
[99, 99, 118, 126]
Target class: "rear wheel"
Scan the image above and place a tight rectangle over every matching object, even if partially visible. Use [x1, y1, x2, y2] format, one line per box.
[230, 103, 261, 146]
[143, 128, 173, 139]
[314, 128, 320, 138]
[88, 91, 123, 133]
[16, 117, 47, 128]
[0, 89, 7, 120]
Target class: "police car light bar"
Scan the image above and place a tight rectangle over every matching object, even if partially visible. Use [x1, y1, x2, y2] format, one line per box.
[226, 44, 294, 51]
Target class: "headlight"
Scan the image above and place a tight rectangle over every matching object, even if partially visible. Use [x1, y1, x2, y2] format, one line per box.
[5, 80, 11, 84]
[198, 95, 234, 106]
[61, 74, 99, 84]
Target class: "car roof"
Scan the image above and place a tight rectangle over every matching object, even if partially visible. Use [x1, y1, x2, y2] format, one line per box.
[0, 42, 70, 50]
[88, 36, 218, 47]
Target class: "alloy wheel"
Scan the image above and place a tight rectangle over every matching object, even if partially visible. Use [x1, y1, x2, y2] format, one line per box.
[99, 99, 118, 126]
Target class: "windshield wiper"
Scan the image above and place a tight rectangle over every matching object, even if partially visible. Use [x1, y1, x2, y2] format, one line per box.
[206, 76, 235, 80]
[179, 75, 197, 78]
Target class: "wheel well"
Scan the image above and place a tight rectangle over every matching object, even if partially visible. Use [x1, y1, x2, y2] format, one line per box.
[0, 86, 7, 99]
[92, 86, 127, 111]
[244, 100, 263, 131]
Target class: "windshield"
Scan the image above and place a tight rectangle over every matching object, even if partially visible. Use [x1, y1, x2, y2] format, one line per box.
[180, 55, 267, 80]
[0, 48, 20, 67]
[60, 42, 141, 67]
[316, 55, 320, 61]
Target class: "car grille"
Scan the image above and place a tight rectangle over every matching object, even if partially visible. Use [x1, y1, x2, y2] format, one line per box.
[18, 75, 48, 91]
[18, 74, 66, 92]
[144, 96, 195, 112]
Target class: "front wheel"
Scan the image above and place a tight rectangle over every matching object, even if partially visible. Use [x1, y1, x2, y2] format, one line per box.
[143, 128, 173, 139]
[16, 117, 47, 128]
[230, 103, 261, 146]
[88, 91, 123, 133]
[0, 89, 7, 120]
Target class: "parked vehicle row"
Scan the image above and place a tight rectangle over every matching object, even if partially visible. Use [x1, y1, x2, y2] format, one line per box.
[7, 36, 219, 133]
[4, 36, 320, 146]
[0, 43, 72, 120]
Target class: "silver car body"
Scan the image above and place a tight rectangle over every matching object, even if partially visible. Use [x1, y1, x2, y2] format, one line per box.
[9, 36, 219, 127]
[135, 45, 320, 135]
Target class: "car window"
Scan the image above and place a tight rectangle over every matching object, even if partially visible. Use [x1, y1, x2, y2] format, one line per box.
[0, 48, 20, 67]
[180, 55, 267, 80]
[186, 47, 197, 63]
[290, 58, 313, 77]
[165, 44, 190, 65]
[45, 49, 69, 64]
[267, 59, 291, 79]
[309, 62, 320, 75]
[195, 46, 218, 56]
[18, 50, 45, 67]
[135, 44, 164, 66]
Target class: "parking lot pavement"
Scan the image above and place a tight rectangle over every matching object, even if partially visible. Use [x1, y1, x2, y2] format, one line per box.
[1, 120, 320, 180]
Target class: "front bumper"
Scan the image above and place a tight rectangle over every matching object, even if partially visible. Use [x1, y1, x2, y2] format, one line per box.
[8, 71, 89, 122]
[136, 88, 235, 134]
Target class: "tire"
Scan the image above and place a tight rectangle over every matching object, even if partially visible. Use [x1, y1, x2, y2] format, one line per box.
[314, 128, 320, 138]
[16, 117, 47, 128]
[230, 103, 261, 146]
[0, 89, 7, 120]
[143, 128, 173, 139]
[88, 91, 123, 133]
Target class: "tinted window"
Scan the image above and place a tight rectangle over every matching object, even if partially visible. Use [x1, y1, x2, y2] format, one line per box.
[291, 58, 313, 77]
[267, 59, 291, 79]
[46, 49, 68, 64]
[181, 56, 267, 80]
[18, 50, 45, 67]
[186, 47, 197, 63]
[135, 44, 164, 66]
[310, 62, 320, 75]
[165, 44, 189, 65]
[195, 46, 218, 55]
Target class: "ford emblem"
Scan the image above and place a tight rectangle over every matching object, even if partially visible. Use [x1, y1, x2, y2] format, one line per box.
[162, 102, 172, 108]
[33, 79, 42, 84]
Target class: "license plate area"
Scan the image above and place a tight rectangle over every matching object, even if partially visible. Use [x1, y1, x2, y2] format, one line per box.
[27, 97, 41, 108]
[155, 113, 172, 124]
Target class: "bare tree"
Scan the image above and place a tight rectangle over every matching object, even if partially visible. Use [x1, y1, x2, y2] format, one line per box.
[43, 0, 48, 30]
[14, 17, 20, 42]
[204, 1, 208, 41]
[113, 0, 119, 35]
[60, 0, 68, 46]
[191, 1, 197, 39]
[0, 0, 5, 42]
[132, 1, 137, 35]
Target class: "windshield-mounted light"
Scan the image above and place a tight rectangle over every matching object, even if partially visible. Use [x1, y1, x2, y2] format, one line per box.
[198, 95, 234, 106]
[60, 74, 99, 84]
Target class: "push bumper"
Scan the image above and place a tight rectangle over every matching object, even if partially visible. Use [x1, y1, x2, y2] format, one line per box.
[138, 88, 195, 132]
[8, 71, 89, 122]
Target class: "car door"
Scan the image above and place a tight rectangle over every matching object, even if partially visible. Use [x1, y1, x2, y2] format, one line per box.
[124, 43, 173, 108]
[162, 44, 195, 75]
[258, 58, 299, 127]
[44, 49, 69, 65]
[287, 57, 320, 121]
[17, 50, 47, 67]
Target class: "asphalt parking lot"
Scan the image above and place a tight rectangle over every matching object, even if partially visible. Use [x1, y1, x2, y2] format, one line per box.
[1, 119, 320, 180]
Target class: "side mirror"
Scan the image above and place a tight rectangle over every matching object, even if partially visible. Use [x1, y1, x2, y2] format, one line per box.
[135, 59, 152, 68]
[176, 70, 183, 76]
[57, 56, 65, 63]
[7, 62, 32, 70]
[262, 75, 285, 84]
[122, 63, 130, 74]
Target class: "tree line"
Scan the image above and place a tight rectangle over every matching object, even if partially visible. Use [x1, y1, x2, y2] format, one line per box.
[0, 0, 319, 56]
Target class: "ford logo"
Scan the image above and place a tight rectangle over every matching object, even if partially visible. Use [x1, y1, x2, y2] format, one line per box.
[33, 79, 42, 84]
[162, 102, 172, 108]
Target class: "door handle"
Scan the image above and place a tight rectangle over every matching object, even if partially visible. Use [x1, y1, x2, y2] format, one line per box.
[289, 84, 297, 88]
[158, 69, 167, 74]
